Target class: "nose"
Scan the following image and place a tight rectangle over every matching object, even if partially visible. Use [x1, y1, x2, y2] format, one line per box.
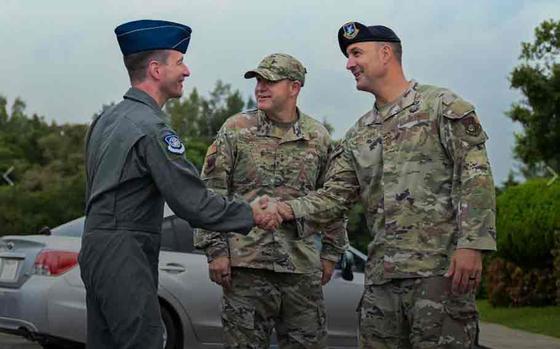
[183, 64, 191, 77]
[346, 57, 356, 71]
[256, 79, 267, 92]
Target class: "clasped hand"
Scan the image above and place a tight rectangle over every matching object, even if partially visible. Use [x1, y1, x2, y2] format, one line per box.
[250, 196, 296, 230]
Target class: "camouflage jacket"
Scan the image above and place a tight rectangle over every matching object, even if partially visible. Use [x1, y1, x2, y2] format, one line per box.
[288, 81, 496, 284]
[194, 109, 348, 274]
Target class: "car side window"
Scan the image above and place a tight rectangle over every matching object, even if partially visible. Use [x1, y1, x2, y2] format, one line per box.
[160, 217, 178, 252]
[171, 217, 195, 253]
[51, 217, 85, 237]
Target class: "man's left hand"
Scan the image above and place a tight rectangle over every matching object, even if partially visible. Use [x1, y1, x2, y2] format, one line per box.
[321, 259, 336, 285]
[445, 248, 482, 295]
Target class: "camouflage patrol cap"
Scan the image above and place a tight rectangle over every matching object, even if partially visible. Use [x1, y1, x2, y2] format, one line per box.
[244, 53, 307, 86]
[338, 21, 401, 57]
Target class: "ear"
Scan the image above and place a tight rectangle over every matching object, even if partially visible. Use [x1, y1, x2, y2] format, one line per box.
[381, 44, 393, 64]
[290, 81, 302, 97]
[147, 59, 162, 81]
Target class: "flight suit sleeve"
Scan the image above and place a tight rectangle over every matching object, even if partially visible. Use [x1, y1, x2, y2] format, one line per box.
[439, 93, 497, 251]
[141, 127, 254, 234]
[193, 127, 237, 261]
[287, 138, 360, 226]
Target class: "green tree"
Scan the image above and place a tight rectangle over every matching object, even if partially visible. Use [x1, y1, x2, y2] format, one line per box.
[507, 19, 560, 178]
[0, 96, 86, 236]
[165, 80, 254, 169]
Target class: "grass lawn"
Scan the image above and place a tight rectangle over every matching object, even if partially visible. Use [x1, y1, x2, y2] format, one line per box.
[477, 299, 560, 338]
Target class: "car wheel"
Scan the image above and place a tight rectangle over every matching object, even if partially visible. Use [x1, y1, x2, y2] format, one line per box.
[161, 305, 180, 349]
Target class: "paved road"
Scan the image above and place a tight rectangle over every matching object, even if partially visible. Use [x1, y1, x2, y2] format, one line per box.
[2, 322, 560, 348]
[478, 322, 560, 349]
[0, 333, 37, 349]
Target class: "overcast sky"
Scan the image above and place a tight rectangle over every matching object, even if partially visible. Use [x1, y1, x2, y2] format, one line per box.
[1, 0, 559, 184]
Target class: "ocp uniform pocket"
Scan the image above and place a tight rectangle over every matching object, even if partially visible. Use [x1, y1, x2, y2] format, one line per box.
[441, 293, 478, 346]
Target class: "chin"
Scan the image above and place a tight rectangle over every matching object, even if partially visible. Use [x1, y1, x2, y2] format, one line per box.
[171, 89, 183, 99]
[355, 80, 371, 92]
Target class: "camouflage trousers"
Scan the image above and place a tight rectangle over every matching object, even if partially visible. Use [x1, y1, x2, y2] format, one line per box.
[221, 267, 327, 349]
[358, 276, 478, 349]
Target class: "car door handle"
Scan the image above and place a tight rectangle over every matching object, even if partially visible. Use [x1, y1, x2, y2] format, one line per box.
[159, 263, 186, 273]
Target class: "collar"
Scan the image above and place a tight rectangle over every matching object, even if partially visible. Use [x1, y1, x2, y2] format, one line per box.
[368, 80, 420, 125]
[256, 108, 310, 143]
[124, 87, 164, 114]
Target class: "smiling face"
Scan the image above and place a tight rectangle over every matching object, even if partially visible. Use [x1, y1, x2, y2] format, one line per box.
[254, 76, 299, 114]
[345, 42, 387, 92]
[159, 50, 190, 99]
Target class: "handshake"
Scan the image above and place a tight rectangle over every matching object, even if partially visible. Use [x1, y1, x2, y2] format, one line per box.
[249, 195, 295, 230]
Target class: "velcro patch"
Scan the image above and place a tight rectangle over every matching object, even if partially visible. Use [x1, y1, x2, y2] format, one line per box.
[204, 142, 218, 174]
[163, 133, 185, 154]
[442, 96, 475, 120]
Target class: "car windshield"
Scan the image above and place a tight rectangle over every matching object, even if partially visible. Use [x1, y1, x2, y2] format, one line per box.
[51, 217, 85, 237]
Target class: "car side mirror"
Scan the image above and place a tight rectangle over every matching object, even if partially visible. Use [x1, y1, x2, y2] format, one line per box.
[340, 250, 354, 281]
[38, 226, 52, 236]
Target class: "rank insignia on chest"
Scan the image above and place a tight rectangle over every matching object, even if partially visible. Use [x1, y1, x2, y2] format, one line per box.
[164, 133, 185, 154]
[342, 22, 359, 39]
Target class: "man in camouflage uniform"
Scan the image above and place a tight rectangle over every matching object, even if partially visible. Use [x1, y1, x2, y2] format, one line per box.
[194, 53, 348, 349]
[276, 23, 497, 348]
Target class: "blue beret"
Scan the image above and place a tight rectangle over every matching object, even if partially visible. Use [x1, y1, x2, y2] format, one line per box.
[338, 22, 400, 57]
[115, 19, 192, 56]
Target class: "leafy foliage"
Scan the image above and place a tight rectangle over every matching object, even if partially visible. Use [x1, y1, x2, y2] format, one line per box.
[485, 178, 560, 307]
[0, 81, 254, 236]
[495, 179, 560, 268]
[507, 19, 560, 177]
[0, 98, 86, 235]
[165, 80, 253, 169]
[485, 257, 557, 307]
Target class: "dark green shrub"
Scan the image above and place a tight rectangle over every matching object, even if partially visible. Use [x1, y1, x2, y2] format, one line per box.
[496, 179, 560, 268]
[552, 231, 560, 305]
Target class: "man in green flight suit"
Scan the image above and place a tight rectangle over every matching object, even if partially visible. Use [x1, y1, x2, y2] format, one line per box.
[274, 22, 497, 348]
[79, 19, 280, 349]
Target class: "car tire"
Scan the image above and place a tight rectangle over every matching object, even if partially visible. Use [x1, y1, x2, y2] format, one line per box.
[41, 342, 84, 349]
[161, 305, 180, 349]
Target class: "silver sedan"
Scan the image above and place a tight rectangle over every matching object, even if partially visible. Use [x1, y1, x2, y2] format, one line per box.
[0, 207, 366, 349]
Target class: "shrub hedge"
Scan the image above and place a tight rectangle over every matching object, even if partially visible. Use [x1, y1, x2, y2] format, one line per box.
[486, 179, 560, 306]
[495, 179, 560, 268]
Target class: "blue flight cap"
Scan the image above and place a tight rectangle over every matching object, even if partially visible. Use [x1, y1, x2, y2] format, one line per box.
[115, 19, 192, 56]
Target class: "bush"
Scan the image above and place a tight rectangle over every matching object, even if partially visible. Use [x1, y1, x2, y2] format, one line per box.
[485, 179, 560, 307]
[496, 179, 560, 268]
[553, 231, 560, 305]
[486, 257, 557, 306]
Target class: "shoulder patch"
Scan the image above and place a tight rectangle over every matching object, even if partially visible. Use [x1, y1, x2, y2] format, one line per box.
[163, 133, 185, 154]
[225, 112, 257, 130]
[203, 142, 218, 174]
[205, 142, 217, 157]
[461, 115, 482, 137]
